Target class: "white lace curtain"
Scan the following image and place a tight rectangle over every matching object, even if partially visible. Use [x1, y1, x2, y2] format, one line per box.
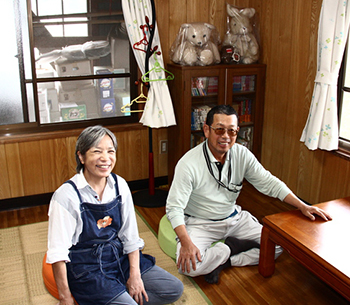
[121, 0, 176, 128]
[300, 0, 350, 150]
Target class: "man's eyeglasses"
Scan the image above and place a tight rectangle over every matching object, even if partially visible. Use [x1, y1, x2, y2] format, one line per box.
[210, 126, 239, 137]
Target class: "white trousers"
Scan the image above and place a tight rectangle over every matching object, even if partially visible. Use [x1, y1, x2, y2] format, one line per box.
[176, 207, 283, 277]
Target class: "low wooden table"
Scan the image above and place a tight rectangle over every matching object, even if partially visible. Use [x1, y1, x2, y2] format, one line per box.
[259, 197, 350, 301]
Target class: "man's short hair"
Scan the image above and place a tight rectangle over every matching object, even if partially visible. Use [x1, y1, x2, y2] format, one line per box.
[206, 105, 239, 126]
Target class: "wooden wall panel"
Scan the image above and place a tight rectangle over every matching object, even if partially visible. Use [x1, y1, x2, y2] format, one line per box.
[167, 0, 187, 64]
[155, 0, 170, 64]
[5, 143, 24, 197]
[66, 136, 78, 178]
[1, 0, 350, 205]
[188, 0, 209, 22]
[209, 0, 226, 38]
[0, 126, 168, 201]
[39, 139, 58, 193]
[0, 144, 11, 199]
[19, 141, 45, 195]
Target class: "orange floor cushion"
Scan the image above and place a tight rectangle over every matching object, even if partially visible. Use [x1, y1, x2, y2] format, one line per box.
[42, 253, 59, 300]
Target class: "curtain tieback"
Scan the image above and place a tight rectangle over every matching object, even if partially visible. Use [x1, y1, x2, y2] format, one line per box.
[314, 70, 339, 85]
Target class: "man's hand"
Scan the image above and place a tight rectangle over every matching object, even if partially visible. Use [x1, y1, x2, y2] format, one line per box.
[284, 193, 332, 221]
[177, 239, 202, 273]
[174, 224, 202, 273]
[299, 204, 332, 221]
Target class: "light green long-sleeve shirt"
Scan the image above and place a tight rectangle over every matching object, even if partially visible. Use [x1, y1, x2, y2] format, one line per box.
[166, 141, 291, 230]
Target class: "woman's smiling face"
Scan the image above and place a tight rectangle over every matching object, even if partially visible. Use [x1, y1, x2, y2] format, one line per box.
[78, 134, 116, 184]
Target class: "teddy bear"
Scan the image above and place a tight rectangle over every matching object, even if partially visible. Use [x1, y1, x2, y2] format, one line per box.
[220, 45, 240, 64]
[223, 4, 259, 64]
[170, 22, 221, 66]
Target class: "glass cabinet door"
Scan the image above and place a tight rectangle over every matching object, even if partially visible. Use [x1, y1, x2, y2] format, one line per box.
[187, 68, 225, 148]
[226, 65, 266, 160]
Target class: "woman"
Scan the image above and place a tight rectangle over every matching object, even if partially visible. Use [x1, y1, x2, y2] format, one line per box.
[47, 126, 183, 305]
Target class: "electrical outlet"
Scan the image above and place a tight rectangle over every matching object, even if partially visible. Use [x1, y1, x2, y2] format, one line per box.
[160, 140, 168, 154]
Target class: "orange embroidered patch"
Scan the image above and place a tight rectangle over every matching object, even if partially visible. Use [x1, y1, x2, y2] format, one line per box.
[97, 216, 113, 229]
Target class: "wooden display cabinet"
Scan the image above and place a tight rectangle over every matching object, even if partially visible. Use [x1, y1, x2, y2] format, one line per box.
[167, 63, 266, 184]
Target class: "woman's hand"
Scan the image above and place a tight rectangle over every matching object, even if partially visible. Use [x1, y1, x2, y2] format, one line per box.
[52, 261, 75, 305]
[126, 275, 148, 305]
[56, 295, 75, 305]
[127, 250, 149, 304]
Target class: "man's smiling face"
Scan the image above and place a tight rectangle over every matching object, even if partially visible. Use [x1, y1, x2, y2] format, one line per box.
[203, 113, 239, 163]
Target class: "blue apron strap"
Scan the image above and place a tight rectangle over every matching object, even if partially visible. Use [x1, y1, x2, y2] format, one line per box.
[111, 173, 119, 196]
[64, 180, 83, 203]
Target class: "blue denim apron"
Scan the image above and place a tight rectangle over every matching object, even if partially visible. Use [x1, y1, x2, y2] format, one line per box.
[65, 173, 155, 305]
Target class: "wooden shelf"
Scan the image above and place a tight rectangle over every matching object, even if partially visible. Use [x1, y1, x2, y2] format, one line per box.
[167, 63, 266, 184]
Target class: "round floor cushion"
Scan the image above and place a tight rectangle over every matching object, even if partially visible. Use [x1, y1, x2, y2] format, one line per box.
[42, 253, 59, 300]
[158, 215, 177, 260]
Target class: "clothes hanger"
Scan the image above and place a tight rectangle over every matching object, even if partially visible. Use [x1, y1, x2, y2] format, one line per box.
[141, 55, 175, 82]
[121, 82, 148, 113]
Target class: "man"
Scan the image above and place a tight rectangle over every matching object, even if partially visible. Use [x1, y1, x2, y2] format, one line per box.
[166, 105, 331, 284]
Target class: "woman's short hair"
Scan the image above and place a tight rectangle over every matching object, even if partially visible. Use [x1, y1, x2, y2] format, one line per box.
[75, 125, 117, 173]
[206, 105, 239, 126]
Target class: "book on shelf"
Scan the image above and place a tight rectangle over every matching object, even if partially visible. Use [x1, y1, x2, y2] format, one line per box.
[232, 75, 255, 92]
[207, 77, 219, 95]
[191, 77, 218, 96]
[191, 104, 212, 130]
[232, 98, 252, 123]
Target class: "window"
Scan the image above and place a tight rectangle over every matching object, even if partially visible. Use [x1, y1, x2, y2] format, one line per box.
[0, 0, 139, 135]
[338, 43, 350, 156]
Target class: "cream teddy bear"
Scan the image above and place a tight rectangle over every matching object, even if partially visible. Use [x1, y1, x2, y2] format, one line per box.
[223, 4, 259, 64]
[170, 22, 221, 66]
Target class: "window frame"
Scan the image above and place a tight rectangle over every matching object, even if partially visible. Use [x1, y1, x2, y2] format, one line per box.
[0, 0, 140, 137]
[336, 43, 350, 160]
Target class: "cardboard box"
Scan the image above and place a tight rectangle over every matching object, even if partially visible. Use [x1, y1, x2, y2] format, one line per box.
[46, 88, 59, 111]
[57, 79, 94, 91]
[59, 86, 98, 116]
[54, 59, 93, 91]
[54, 59, 92, 77]
[50, 110, 61, 122]
[38, 91, 48, 112]
[36, 68, 55, 89]
[60, 103, 87, 121]
[40, 109, 50, 123]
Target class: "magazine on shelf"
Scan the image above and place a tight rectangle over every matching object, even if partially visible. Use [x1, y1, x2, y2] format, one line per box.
[191, 77, 218, 96]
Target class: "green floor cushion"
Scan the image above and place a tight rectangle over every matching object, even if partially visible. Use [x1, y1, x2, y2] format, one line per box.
[157, 214, 224, 260]
[158, 215, 177, 260]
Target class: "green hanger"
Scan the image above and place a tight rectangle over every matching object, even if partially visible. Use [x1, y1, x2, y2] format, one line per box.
[141, 56, 175, 82]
